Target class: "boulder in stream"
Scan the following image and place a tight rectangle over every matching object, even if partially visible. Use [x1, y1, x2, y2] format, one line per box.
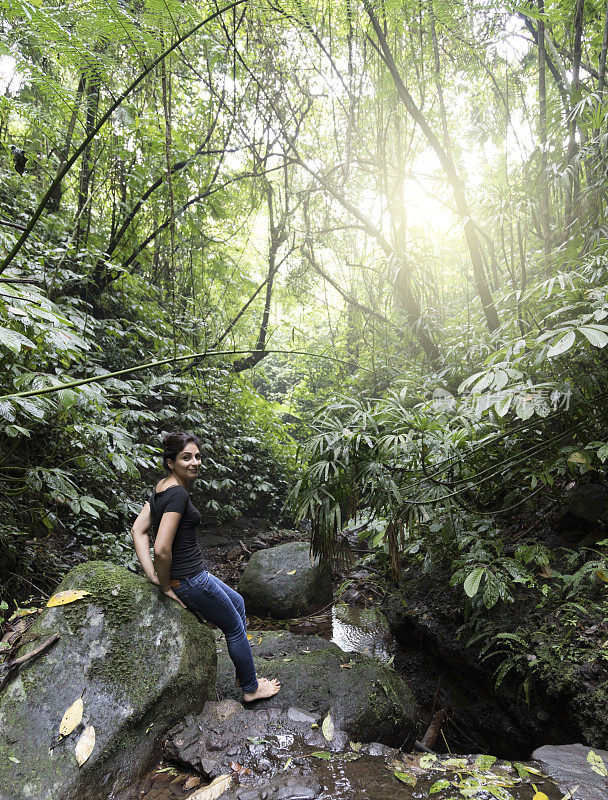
[215, 630, 417, 747]
[0, 561, 216, 800]
[237, 541, 332, 618]
[532, 743, 608, 800]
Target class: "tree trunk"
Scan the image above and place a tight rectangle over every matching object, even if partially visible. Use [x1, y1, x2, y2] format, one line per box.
[565, 0, 585, 233]
[537, 0, 551, 256]
[74, 71, 100, 249]
[363, 0, 500, 333]
[232, 183, 287, 372]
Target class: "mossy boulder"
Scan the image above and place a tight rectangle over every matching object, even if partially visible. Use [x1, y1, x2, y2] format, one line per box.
[215, 630, 417, 746]
[237, 542, 332, 618]
[0, 561, 216, 800]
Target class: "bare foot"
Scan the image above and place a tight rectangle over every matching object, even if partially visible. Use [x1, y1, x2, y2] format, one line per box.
[243, 677, 281, 702]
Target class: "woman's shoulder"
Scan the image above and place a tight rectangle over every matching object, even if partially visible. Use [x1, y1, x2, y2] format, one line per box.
[154, 479, 188, 495]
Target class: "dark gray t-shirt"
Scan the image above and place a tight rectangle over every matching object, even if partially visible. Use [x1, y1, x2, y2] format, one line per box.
[149, 485, 204, 579]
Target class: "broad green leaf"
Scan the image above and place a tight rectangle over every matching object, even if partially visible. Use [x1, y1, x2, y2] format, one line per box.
[464, 567, 485, 598]
[494, 393, 512, 417]
[429, 778, 451, 792]
[394, 771, 417, 785]
[442, 758, 468, 769]
[475, 755, 497, 770]
[547, 330, 575, 357]
[579, 326, 608, 347]
[567, 452, 590, 465]
[0, 326, 35, 354]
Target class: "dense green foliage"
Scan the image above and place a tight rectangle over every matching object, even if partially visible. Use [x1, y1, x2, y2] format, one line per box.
[2, 0, 608, 703]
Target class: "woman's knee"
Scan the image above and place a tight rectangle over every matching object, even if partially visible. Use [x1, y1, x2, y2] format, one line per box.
[223, 616, 246, 640]
[232, 591, 245, 614]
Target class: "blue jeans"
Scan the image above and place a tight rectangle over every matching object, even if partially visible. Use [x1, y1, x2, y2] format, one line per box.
[173, 570, 258, 693]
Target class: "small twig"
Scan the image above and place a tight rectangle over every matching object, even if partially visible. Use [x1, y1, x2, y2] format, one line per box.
[0, 634, 60, 692]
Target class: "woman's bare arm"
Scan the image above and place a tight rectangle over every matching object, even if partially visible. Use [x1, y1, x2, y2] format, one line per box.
[131, 503, 158, 583]
[153, 511, 185, 606]
[131, 504, 184, 607]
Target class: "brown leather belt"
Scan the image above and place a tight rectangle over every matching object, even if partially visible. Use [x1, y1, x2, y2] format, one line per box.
[170, 579, 181, 589]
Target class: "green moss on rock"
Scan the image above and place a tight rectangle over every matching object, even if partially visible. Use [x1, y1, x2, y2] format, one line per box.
[0, 561, 216, 800]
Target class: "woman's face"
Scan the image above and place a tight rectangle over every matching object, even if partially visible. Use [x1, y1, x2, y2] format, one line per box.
[168, 442, 202, 483]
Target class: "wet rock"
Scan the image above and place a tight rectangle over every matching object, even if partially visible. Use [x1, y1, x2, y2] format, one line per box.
[164, 700, 351, 778]
[216, 630, 417, 747]
[532, 743, 608, 800]
[288, 707, 317, 724]
[567, 483, 608, 526]
[0, 561, 216, 800]
[331, 605, 394, 663]
[238, 542, 332, 619]
[224, 773, 324, 800]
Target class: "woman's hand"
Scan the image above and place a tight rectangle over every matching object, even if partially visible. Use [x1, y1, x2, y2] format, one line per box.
[146, 572, 161, 587]
[161, 586, 186, 608]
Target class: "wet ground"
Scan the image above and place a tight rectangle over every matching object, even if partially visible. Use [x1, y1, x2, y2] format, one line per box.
[117, 732, 564, 800]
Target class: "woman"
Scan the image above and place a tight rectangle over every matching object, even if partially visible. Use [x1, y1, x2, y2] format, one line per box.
[131, 430, 280, 702]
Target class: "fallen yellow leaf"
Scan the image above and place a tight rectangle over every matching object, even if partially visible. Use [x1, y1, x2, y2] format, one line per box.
[186, 774, 232, 800]
[322, 712, 334, 742]
[533, 792, 549, 800]
[59, 697, 83, 738]
[47, 590, 91, 607]
[286, 570, 296, 575]
[75, 725, 95, 766]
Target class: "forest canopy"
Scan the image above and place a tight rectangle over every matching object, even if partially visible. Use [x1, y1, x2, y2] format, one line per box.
[1, 0, 608, 642]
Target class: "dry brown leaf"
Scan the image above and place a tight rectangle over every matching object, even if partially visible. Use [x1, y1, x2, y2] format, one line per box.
[59, 696, 83, 738]
[186, 773, 232, 800]
[183, 776, 201, 790]
[47, 590, 91, 608]
[75, 725, 95, 766]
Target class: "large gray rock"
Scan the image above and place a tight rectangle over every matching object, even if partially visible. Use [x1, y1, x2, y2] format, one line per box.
[238, 542, 331, 618]
[0, 561, 216, 800]
[567, 484, 608, 526]
[215, 630, 417, 747]
[532, 744, 608, 800]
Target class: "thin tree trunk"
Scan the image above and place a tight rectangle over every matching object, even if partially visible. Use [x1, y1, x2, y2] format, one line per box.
[565, 0, 585, 232]
[232, 184, 287, 372]
[598, 1, 608, 94]
[364, 0, 500, 332]
[74, 71, 100, 249]
[537, 0, 551, 256]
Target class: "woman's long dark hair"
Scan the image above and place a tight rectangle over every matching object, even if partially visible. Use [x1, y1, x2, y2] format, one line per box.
[162, 431, 201, 470]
